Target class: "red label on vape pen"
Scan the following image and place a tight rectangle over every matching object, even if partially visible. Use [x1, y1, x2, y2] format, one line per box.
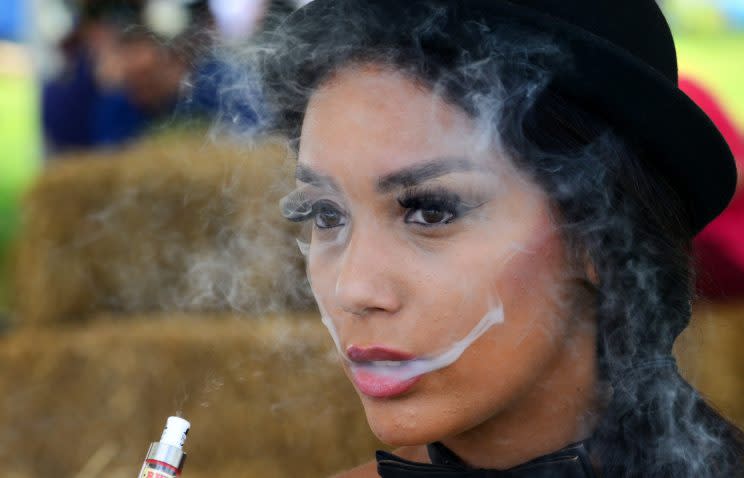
[139, 469, 177, 478]
[139, 459, 180, 478]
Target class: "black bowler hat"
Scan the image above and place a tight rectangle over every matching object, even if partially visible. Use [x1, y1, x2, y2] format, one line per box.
[288, 0, 737, 234]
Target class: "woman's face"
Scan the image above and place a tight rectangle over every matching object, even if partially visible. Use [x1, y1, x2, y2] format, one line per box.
[292, 65, 594, 447]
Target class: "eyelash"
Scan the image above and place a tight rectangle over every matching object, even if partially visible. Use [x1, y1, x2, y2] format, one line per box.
[281, 192, 346, 229]
[397, 187, 473, 226]
[281, 187, 480, 229]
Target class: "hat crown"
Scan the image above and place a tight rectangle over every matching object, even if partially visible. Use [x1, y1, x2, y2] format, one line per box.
[505, 0, 678, 81]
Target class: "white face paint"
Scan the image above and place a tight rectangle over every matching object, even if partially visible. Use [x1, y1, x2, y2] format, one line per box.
[320, 300, 504, 382]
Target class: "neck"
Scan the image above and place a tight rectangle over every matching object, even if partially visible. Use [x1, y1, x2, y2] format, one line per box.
[440, 316, 600, 470]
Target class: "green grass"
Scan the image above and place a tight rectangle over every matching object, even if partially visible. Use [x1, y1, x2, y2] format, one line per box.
[0, 75, 41, 314]
[676, 32, 744, 129]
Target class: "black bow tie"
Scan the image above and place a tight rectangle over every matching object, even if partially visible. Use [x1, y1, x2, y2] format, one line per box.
[376, 441, 597, 477]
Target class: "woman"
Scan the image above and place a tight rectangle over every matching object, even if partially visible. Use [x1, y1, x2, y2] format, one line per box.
[249, 0, 744, 476]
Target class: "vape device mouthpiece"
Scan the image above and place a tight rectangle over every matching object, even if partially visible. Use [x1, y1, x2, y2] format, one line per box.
[138, 416, 191, 478]
[160, 416, 190, 449]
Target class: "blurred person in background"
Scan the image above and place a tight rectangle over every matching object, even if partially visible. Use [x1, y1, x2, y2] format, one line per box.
[42, 0, 299, 152]
[180, 0, 296, 125]
[42, 0, 210, 152]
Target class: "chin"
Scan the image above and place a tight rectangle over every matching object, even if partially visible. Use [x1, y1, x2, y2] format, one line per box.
[360, 395, 459, 447]
[367, 419, 434, 447]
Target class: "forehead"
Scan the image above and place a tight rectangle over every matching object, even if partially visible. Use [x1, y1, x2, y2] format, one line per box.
[298, 65, 493, 178]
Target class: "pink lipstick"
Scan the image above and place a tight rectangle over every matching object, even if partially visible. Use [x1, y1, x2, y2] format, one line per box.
[346, 345, 422, 398]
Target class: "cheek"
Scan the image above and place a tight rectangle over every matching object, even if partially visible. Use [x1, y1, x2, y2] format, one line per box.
[424, 230, 575, 423]
[462, 230, 575, 398]
[306, 250, 326, 295]
[498, 232, 572, 329]
[480, 221, 575, 374]
[305, 239, 348, 300]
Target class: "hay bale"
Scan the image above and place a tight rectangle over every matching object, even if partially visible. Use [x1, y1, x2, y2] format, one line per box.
[0, 314, 381, 477]
[12, 132, 312, 324]
[0, 300, 741, 477]
[675, 301, 744, 428]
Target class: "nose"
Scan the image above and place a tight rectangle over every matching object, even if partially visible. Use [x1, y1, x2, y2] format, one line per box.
[333, 224, 402, 317]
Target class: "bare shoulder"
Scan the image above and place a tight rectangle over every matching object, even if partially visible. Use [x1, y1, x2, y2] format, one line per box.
[330, 446, 429, 478]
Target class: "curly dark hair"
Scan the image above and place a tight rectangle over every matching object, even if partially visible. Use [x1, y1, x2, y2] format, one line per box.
[241, 1, 744, 475]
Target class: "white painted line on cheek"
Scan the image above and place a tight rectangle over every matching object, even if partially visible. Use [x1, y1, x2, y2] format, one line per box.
[320, 298, 504, 382]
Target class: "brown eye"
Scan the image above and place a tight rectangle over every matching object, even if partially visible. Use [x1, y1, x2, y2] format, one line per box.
[421, 209, 448, 224]
[407, 207, 455, 225]
[399, 189, 472, 227]
[314, 203, 346, 228]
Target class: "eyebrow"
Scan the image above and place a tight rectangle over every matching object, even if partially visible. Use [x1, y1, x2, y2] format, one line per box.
[295, 164, 341, 191]
[376, 157, 478, 192]
[295, 157, 479, 194]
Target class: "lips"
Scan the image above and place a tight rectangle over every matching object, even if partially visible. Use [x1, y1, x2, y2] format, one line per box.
[346, 345, 415, 362]
[346, 345, 422, 398]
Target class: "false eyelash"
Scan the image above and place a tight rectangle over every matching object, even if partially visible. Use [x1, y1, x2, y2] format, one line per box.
[396, 186, 482, 219]
[280, 190, 314, 222]
[280, 191, 344, 224]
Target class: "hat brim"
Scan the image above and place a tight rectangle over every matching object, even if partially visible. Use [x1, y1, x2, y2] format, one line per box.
[503, 2, 738, 234]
